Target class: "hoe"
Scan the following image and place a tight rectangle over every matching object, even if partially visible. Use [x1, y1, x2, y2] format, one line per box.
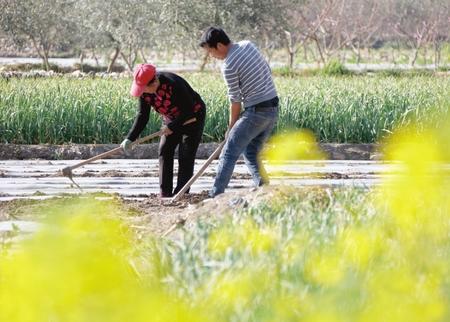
[171, 140, 225, 202]
[60, 129, 163, 191]
[60, 118, 197, 190]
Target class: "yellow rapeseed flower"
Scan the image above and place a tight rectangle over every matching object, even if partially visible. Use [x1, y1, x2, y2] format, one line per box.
[0, 198, 208, 322]
[262, 129, 326, 164]
[304, 251, 344, 287]
[336, 227, 384, 271]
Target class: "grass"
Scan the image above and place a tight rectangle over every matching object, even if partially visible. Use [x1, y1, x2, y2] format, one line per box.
[0, 73, 449, 144]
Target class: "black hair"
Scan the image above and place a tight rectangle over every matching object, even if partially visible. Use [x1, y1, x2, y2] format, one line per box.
[199, 27, 231, 49]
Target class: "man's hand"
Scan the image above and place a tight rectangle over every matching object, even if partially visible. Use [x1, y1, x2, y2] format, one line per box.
[120, 138, 133, 156]
[225, 102, 241, 140]
[225, 128, 231, 140]
[161, 125, 173, 136]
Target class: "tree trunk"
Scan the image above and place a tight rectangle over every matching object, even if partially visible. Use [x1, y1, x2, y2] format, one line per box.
[131, 49, 138, 69]
[264, 48, 275, 65]
[390, 47, 396, 65]
[410, 47, 420, 67]
[42, 41, 52, 71]
[395, 41, 402, 65]
[434, 41, 441, 68]
[288, 52, 294, 69]
[303, 43, 308, 61]
[120, 51, 134, 72]
[42, 50, 50, 71]
[423, 46, 427, 65]
[79, 52, 84, 72]
[139, 49, 148, 63]
[284, 31, 295, 69]
[92, 50, 99, 66]
[199, 52, 209, 72]
[314, 37, 326, 65]
[107, 46, 120, 73]
[261, 33, 275, 65]
[30, 37, 50, 71]
[356, 43, 361, 65]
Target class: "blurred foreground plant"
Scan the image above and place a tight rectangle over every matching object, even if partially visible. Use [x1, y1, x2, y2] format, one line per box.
[0, 198, 208, 322]
[1, 110, 450, 321]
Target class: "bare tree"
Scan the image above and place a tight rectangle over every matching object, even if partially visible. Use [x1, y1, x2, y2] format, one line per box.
[386, 0, 444, 66]
[428, 1, 450, 67]
[341, 0, 383, 64]
[294, 0, 347, 65]
[279, 0, 310, 68]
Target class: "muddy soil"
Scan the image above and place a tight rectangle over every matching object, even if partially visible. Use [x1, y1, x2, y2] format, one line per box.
[119, 190, 212, 236]
[0, 189, 250, 238]
[0, 143, 381, 160]
[1, 184, 325, 240]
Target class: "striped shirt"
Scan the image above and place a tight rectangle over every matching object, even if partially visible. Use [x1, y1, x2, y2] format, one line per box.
[222, 41, 277, 108]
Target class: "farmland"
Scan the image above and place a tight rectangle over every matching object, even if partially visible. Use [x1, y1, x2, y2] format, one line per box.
[1, 73, 449, 321]
[1, 73, 449, 144]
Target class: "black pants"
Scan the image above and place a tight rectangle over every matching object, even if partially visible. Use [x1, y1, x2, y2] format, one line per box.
[158, 112, 205, 196]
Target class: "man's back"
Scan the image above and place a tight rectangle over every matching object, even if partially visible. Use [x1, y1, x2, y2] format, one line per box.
[222, 41, 277, 108]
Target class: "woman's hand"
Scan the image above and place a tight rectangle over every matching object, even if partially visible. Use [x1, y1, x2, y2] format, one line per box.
[120, 138, 133, 156]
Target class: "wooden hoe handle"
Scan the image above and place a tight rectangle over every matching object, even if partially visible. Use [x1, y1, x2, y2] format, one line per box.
[63, 117, 196, 173]
[171, 140, 225, 202]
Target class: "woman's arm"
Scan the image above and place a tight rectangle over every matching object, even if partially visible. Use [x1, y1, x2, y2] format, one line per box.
[126, 97, 150, 141]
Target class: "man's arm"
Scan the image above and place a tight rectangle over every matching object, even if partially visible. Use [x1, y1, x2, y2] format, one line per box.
[225, 101, 241, 139]
[228, 101, 241, 130]
[223, 64, 242, 135]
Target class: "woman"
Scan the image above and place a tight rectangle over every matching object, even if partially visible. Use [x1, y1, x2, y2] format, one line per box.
[121, 64, 206, 198]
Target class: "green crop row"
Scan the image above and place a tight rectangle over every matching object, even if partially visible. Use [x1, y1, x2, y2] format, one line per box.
[0, 73, 449, 144]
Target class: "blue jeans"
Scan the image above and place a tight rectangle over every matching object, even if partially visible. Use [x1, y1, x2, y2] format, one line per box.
[210, 102, 278, 197]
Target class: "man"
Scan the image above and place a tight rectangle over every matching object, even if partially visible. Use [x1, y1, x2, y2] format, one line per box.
[121, 64, 206, 198]
[200, 27, 279, 197]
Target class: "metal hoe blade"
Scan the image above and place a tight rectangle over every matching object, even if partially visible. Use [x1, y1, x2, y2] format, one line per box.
[61, 167, 83, 192]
